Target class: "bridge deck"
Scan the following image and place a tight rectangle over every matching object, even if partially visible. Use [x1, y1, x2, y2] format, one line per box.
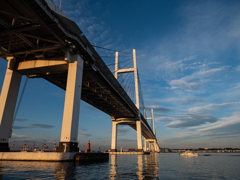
[0, 0, 156, 140]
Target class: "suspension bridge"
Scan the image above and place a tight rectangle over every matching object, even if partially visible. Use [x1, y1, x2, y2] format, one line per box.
[0, 0, 160, 153]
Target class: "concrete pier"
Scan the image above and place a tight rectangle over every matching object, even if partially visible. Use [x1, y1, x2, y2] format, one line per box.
[0, 152, 109, 162]
[0, 152, 76, 161]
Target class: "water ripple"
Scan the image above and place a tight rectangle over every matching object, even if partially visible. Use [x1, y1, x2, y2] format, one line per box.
[0, 153, 240, 179]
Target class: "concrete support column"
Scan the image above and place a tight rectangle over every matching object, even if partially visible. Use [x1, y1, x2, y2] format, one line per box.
[144, 138, 147, 151]
[57, 54, 83, 152]
[150, 142, 154, 152]
[0, 58, 22, 152]
[114, 51, 118, 79]
[133, 49, 139, 109]
[136, 120, 143, 152]
[111, 121, 118, 152]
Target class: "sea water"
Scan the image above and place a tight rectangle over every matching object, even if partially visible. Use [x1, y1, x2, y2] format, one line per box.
[0, 153, 240, 179]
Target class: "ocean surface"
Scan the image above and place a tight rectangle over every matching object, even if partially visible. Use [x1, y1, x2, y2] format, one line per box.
[0, 153, 240, 179]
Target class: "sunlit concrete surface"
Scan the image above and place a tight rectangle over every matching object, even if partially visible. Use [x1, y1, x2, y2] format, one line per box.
[0, 152, 76, 161]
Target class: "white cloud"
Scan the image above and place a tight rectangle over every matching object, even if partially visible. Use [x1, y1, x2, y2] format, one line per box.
[164, 96, 205, 105]
[170, 79, 200, 90]
[198, 111, 240, 132]
[169, 67, 226, 91]
[166, 113, 217, 128]
[163, 110, 240, 145]
[78, 127, 87, 132]
[236, 65, 240, 72]
[155, 117, 172, 122]
[165, 102, 238, 129]
[146, 105, 170, 113]
[11, 133, 33, 140]
[78, 133, 92, 138]
[183, 55, 197, 61]
[189, 102, 239, 113]
[117, 126, 131, 136]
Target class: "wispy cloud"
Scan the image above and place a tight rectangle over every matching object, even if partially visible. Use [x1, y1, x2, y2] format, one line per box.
[146, 105, 170, 114]
[163, 111, 240, 144]
[30, 124, 54, 129]
[198, 111, 240, 132]
[78, 127, 87, 132]
[189, 102, 239, 113]
[13, 124, 54, 129]
[78, 126, 91, 138]
[78, 133, 92, 138]
[155, 117, 172, 122]
[166, 113, 217, 128]
[11, 133, 33, 140]
[169, 67, 226, 91]
[117, 126, 130, 136]
[13, 126, 28, 129]
[165, 102, 239, 128]
[164, 96, 205, 105]
[236, 65, 240, 72]
[15, 118, 28, 122]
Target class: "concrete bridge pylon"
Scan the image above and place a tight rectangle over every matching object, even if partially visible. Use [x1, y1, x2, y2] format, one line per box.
[0, 57, 22, 152]
[111, 49, 143, 152]
[144, 109, 160, 152]
[0, 51, 84, 152]
[56, 53, 84, 152]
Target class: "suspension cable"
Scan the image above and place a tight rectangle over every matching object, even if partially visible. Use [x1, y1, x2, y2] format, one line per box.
[92, 45, 131, 54]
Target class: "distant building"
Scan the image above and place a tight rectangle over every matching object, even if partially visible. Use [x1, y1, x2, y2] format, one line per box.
[161, 148, 171, 153]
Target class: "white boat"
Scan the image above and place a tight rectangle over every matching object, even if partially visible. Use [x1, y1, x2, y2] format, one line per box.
[180, 150, 198, 156]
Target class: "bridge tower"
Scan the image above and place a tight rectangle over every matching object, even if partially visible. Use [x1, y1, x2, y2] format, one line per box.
[56, 53, 83, 152]
[0, 51, 83, 152]
[144, 109, 160, 152]
[111, 49, 143, 152]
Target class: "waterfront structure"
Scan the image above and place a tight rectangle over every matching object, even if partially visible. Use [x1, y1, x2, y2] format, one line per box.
[53, 140, 58, 152]
[42, 140, 49, 152]
[85, 140, 91, 153]
[0, 0, 160, 153]
[20, 140, 29, 152]
[9, 141, 15, 151]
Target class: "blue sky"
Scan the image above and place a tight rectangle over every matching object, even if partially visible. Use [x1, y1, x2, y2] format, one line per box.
[1, 0, 240, 150]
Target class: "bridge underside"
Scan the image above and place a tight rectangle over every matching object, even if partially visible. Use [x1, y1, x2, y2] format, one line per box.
[0, 0, 158, 152]
[0, 0, 138, 118]
[15, 58, 155, 139]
